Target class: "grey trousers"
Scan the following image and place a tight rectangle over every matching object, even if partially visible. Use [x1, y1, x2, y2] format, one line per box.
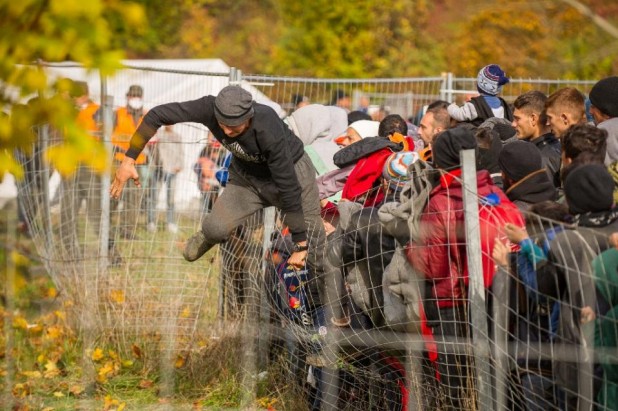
[202, 153, 326, 306]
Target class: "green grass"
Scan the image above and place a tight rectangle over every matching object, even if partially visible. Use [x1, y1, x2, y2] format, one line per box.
[0, 202, 298, 410]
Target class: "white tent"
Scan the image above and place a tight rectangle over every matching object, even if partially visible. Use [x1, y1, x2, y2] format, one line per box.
[0, 59, 284, 210]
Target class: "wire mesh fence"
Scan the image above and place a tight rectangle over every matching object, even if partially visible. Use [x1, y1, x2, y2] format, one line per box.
[2, 62, 616, 410]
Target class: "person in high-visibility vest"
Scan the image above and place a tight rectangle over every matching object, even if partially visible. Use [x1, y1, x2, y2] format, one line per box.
[111, 85, 152, 238]
[59, 80, 122, 265]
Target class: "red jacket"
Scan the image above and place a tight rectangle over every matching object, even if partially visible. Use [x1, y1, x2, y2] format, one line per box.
[341, 135, 415, 206]
[406, 169, 524, 308]
[341, 147, 392, 206]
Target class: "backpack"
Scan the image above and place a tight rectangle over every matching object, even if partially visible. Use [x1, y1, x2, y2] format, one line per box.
[270, 259, 314, 327]
[476, 191, 526, 289]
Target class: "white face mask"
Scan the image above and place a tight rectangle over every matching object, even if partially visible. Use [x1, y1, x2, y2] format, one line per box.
[128, 97, 143, 110]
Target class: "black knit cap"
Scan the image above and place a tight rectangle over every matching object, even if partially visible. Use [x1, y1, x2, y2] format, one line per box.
[432, 127, 478, 169]
[214, 86, 255, 126]
[498, 141, 543, 182]
[589, 76, 618, 118]
[564, 164, 614, 215]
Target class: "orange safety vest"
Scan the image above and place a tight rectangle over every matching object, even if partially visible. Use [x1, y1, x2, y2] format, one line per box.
[112, 107, 147, 164]
[76, 102, 100, 137]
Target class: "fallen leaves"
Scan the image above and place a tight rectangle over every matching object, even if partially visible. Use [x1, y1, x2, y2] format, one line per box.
[92, 348, 105, 362]
[43, 360, 60, 379]
[109, 290, 125, 304]
[138, 379, 154, 389]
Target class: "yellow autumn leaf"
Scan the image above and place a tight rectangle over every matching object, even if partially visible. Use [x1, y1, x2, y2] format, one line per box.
[21, 370, 42, 379]
[174, 355, 186, 369]
[54, 310, 65, 321]
[96, 373, 108, 384]
[108, 350, 118, 360]
[53, 391, 65, 397]
[92, 348, 105, 362]
[45, 325, 63, 340]
[44, 360, 60, 379]
[103, 394, 123, 410]
[27, 322, 44, 334]
[121, 360, 134, 368]
[45, 145, 80, 177]
[69, 384, 85, 396]
[12, 382, 29, 397]
[12, 316, 28, 330]
[98, 362, 114, 376]
[47, 287, 57, 298]
[10, 250, 29, 266]
[110, 289, 125, 304]
[103, 395, 115, 408]
[181, 307, 191, 318]
[42, 407, 55, 411]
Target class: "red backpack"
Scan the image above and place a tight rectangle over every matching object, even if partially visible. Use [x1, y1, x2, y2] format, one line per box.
[476, 191, 525, 288]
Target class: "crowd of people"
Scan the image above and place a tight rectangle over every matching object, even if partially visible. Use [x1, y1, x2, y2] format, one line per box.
[15, 65, 618, 410]
[109, 66, 618, 410]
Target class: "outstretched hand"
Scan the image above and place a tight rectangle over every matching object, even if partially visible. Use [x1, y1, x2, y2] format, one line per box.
[110, 157, 140, 200]
[503, 223, 528, 244]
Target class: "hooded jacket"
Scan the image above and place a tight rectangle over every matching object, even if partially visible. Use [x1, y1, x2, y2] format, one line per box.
[287, 104, 348, 173]
[505, 168, 557, 211]
[406, 170, 524, 308]
[338, 135, 415, 205]
[537, 209, 618, 398]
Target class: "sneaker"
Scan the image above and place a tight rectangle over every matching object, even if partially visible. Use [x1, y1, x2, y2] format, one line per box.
[182, 231, 211, 262]
[167, 223, 178, 234]
[147, 222, 156, 233]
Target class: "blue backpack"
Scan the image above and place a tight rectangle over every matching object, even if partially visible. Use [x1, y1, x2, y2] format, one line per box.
[272, 260, 314, 327]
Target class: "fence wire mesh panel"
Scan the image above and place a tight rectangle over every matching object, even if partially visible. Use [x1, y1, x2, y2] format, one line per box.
[443, 74, 598, 104]
[243, 73, 446, 123]
[3, 62, 617, 410]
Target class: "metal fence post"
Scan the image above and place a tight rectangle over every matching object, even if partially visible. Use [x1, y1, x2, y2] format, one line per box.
[461, 149, 492, 410]
[258, 207, 276, 370]
[99, 75, 113, 269]
[440, 72, 448, 101]
[229, 67, 242, 86]
[446, 72, 454, 103]
[38, 124, 52, 257]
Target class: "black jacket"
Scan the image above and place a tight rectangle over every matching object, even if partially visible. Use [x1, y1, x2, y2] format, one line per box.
[333, 137, 402, 168]
[505, 168, 557, 211]
[470, 95, 513, 126]
[126, 96, 307, 236]
[529, 133, 561, 187]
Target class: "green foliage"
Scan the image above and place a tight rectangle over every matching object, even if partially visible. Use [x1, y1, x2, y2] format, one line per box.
[448, 1, 618, 79]
[0, 0, 145, 179]
[100, 0, 616, 80]
[268, 0, 439, 77]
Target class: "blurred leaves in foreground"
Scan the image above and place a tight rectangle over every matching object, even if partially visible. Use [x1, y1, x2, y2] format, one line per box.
[0, 0, 145, 179]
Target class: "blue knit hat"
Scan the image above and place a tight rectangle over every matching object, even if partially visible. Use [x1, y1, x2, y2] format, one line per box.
[382, 151, 419, 189]
[477, 64, 510, 96]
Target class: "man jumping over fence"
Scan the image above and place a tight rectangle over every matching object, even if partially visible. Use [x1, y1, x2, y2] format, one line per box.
[110, 85, 326, 309]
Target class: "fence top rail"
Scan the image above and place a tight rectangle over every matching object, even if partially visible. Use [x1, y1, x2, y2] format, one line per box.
[28, 61, 600, 86]
[452, 76, 598, 85]
[242, 74, 446, 84]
